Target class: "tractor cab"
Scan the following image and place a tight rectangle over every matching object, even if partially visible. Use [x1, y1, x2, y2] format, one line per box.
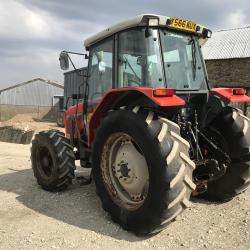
[59, 14, 212, 112]
[83, 14, 212, 102]
[58, 14, 215, 148]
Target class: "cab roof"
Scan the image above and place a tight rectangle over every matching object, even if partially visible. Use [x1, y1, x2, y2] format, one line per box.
[84, 14, 210, 48]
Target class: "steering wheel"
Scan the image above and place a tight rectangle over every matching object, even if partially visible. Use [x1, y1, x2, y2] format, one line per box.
[90, 92, 103, 102]
[127, 75, 141, 87]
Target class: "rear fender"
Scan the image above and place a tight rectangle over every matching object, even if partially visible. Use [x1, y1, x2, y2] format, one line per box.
[204, 89, 250, 127]
[210, 88, 250, 103]
[88, 87, 185, 145]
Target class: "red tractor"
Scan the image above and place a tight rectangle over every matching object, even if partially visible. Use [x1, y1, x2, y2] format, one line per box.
[31, 14, 250, 235]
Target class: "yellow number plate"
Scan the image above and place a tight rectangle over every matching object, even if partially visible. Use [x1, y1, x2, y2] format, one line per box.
[168, 18, 197, 33]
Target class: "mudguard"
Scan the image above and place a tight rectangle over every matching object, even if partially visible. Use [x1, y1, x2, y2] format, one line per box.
[88, 87, 185, 145]
[211, 88, 250, 103]
[64, 103, 84, 139]
[204, 88, 250, 127]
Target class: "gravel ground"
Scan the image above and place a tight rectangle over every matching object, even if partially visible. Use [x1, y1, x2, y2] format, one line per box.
[0, 141, 249, 250]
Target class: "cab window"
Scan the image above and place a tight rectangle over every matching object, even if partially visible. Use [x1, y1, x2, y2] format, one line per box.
[118, 28, 164, 88]
[88, 37, 113, 102]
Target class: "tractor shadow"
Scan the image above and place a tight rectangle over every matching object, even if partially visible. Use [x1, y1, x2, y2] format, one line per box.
[0, 167, 143, 242]
[191, 195, 231, 206]
[0, 167, 227, 241]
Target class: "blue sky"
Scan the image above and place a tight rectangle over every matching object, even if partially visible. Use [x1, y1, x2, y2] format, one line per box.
[0, 0, 249, 88]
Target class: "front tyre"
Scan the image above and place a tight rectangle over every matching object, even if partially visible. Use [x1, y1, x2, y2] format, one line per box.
[92, 107, 196, 235]
[31, 130, 76, 191]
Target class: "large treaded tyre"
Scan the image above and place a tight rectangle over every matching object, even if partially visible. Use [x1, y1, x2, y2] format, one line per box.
[31, 130, 76, 191]
[206, 107, 250, 201]
[92, 107, 196, 235]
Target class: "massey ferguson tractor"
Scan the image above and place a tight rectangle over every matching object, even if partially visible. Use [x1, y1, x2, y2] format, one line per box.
[31, 14, 250, 235]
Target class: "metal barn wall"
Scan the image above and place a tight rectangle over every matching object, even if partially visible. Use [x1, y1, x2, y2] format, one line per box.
[0, 79, 63, 106]
[0, 79, 64, 121]
[64, 67, 87, 107]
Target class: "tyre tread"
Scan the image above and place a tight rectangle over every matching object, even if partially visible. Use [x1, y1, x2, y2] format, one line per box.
[31, 130, 75, 191]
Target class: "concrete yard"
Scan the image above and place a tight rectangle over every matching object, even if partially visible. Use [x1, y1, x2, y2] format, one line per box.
[0, 141, 249, 250]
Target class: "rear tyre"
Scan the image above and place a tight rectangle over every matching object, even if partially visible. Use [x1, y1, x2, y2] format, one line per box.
[206, 107, 250, 201]
[31, 130, 76, 191]
[92, 107, 196, 235]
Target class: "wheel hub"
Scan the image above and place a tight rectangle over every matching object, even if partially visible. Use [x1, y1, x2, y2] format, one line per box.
[42, 156, 50, 168]
[37, 147, 53, 177]
[113, 141, 148, 198]
[101, 133, 149, 210]
[118, 161, 131, 178]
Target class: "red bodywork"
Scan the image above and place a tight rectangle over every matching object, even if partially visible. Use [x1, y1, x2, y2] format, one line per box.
[88, 87, 185, 145]
[211, 88, 250, 103]
[64, 87, 185, 145]
[64, 103, 84, 139]
[64, 87, 250, 146]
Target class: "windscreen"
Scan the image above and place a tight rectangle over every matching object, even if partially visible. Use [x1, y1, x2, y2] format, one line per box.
[160, 30, 206, 90]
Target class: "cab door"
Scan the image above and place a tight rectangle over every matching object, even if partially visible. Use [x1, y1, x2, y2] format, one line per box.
[87, 36, 114, 112]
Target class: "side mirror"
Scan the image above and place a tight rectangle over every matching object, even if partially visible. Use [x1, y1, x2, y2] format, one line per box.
[59, 51, 69, 70]
[98, 61, 106, 73]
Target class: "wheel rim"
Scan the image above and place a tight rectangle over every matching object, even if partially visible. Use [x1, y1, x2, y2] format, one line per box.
[101, 133, 149, 210]
[36, 146, 53, 178]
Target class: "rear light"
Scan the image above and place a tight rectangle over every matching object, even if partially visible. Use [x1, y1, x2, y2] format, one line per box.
[153, 88, 175, 97]
[233, 88, 246, 95]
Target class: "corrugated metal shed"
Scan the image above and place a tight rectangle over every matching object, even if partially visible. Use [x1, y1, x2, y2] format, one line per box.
[202, 26, 250, 60]
[64, 67, 87, 98]
[0, 78, 63, 106]
[64, 67, 87, 106]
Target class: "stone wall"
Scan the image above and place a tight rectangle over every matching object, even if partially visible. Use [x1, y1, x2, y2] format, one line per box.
[205, 58, 250, 115]
[205, 58, 250, 87]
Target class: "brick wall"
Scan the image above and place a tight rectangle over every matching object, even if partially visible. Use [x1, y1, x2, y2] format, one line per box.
[205, 58, 250, 87]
